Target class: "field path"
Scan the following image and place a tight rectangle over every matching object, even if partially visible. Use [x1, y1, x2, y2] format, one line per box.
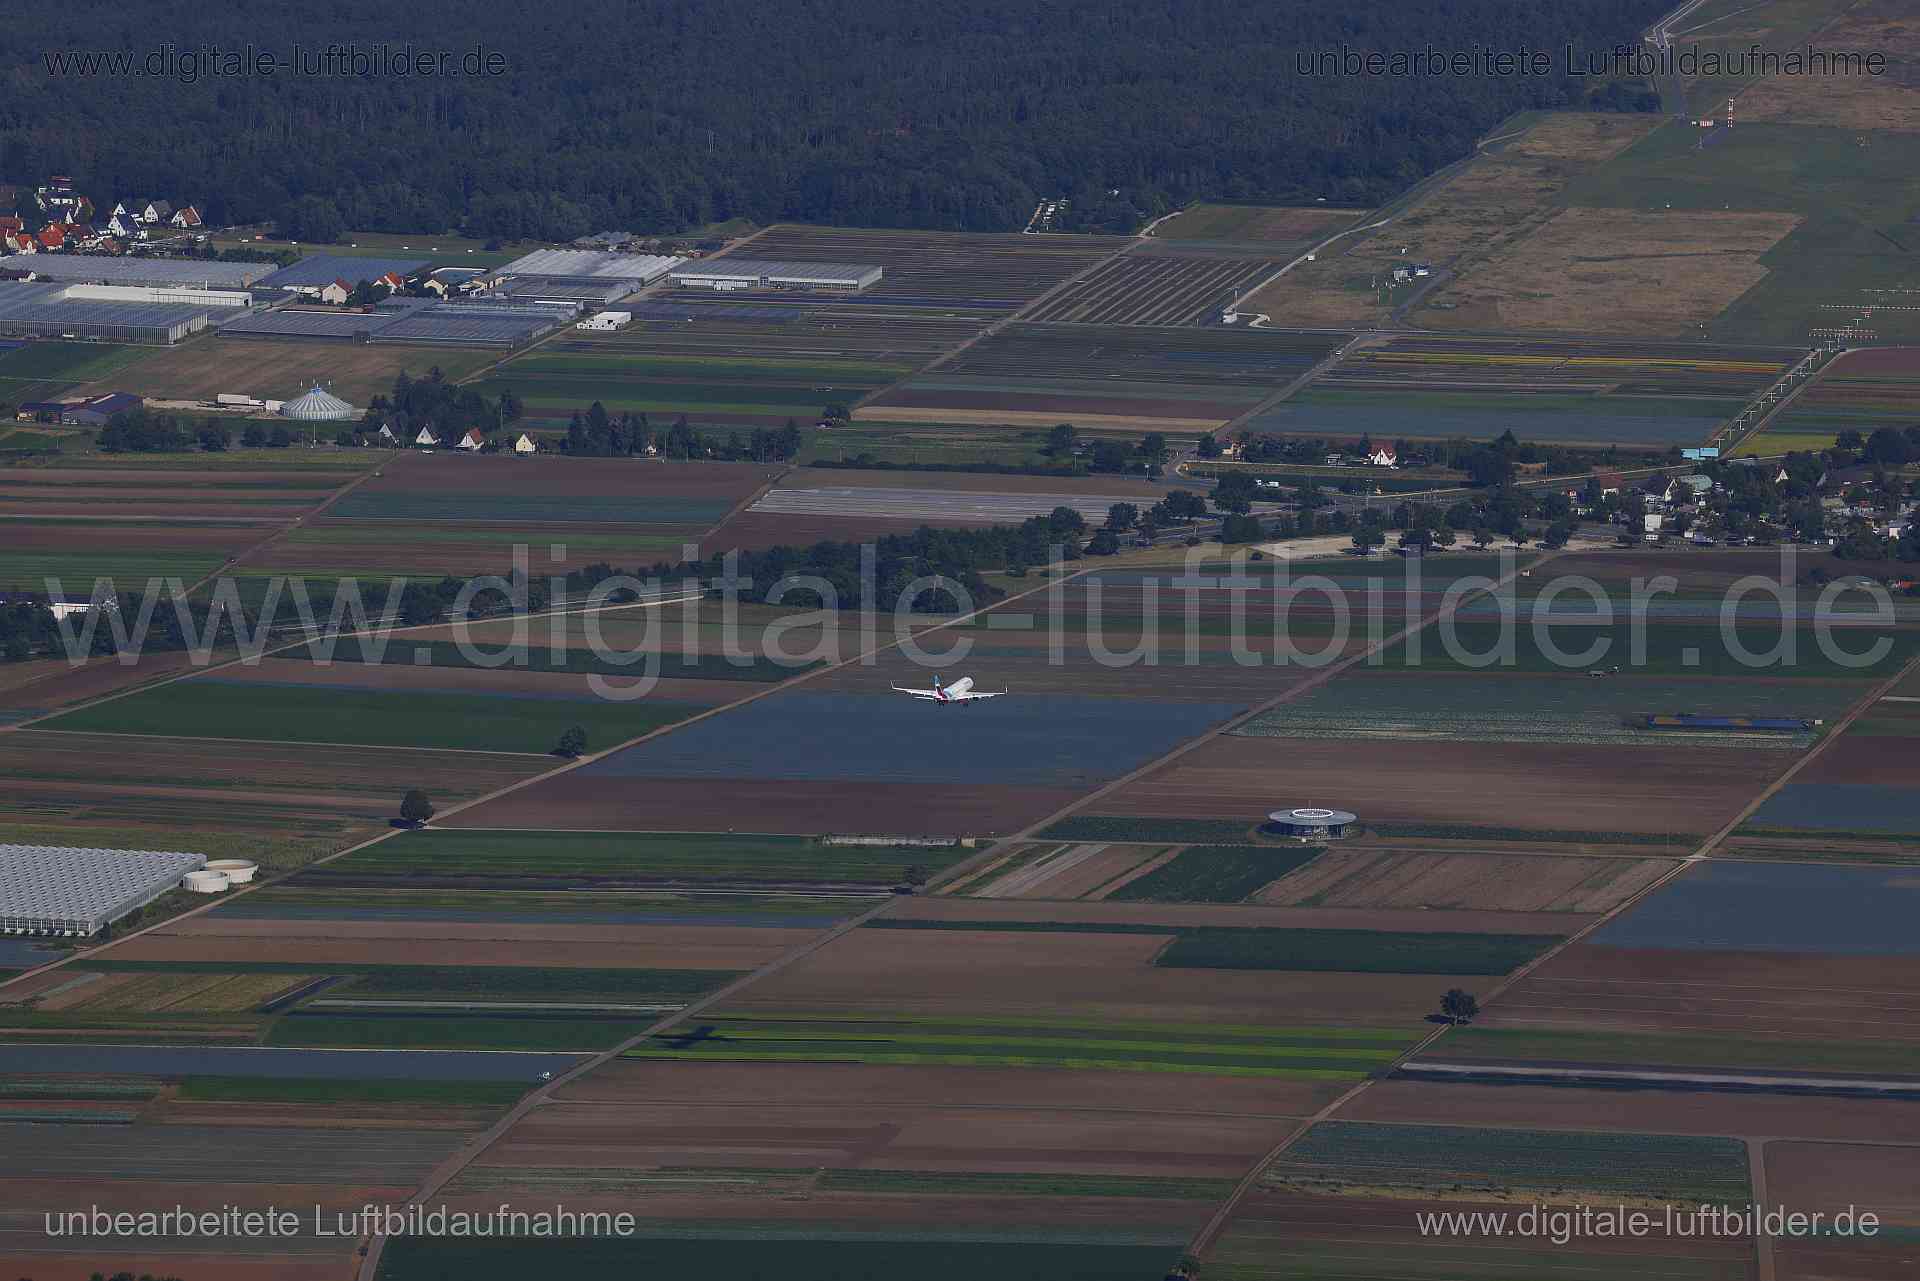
[1186, 646, 1920, 1264]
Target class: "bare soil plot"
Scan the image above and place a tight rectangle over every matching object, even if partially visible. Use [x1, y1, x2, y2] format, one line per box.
[0, 650, 201, 719]
[1346, 1079, 1920, 1145]
[1258, 849, 1677, 913]
[481, 1098, 1295, 1180]
[1734, 0, 1920, 132]
[884, 895, 1585, 937]
[1242, 113, 1665, 327]
[347, 451, 776, 506]
[558, 1058, 1342, 1118]
[1417, 207, 1802, 336]
[111, 919, 803, 971]
[1097, 736, 1760, 838]
[703, 509, 929, 551]
[440, 776, 1087, 839]
[1153, 204, 1367, 250]
[971, 843, 1169, 899]
[1767, 1140, 1920, 1225]
[727, 927, 1463, 1026]
[776, 466, 1170, 500]
[99, 339, 497, 405]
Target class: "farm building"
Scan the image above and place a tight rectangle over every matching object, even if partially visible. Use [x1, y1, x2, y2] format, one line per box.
[1266, 807, 1357, 839]
[668, 259, 883, 293]
[0, 281, 225, 344]
[256, 254, 429, 291]
[576, 310, 631, 330]
[496, 249, 682, 286]
[279, 385, 357, 422]
[0, 254, 271, 289]
[15, 391, 145, 425]
[0, 844, 207, 936]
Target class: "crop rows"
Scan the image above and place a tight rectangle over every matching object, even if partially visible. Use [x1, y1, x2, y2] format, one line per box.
[1026, 254, 1275, 326]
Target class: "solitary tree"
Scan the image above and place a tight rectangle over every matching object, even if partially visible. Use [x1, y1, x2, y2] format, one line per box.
[1440, 989, 1479, 1024]
[555, 725, 589, 758]
[399, 789, 434, 824]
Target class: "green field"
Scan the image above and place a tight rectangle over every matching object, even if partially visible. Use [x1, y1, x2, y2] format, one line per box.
[176, 1076, 531, 1106]
[268, 1012, 651, 1051]
[1106, 845, 1320, 903]
[230, 885, 876, 923]
[326, 829, 961, 885]
[798, 422, 1061, 468]
[377, 1237, 1181, 1281]
[1038, 816, 1260, 843]
[1379, 620, 1920, 678]
[323, 490, 737, 525]
[1267, 1121, 1751, 1203]
[276, 638, 807, 681]
[0, 549, 227, 592]
[41, 679, 697, 753]
[0, 340, 158, 403]
[624, 1011, 1414, 1079]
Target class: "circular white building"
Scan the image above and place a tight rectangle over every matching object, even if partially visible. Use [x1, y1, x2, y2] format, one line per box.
[1266, 807, 1357, 840]
[280, 385, 357, 422]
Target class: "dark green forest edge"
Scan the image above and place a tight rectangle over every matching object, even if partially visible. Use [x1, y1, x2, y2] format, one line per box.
[9, 0, 1667, 238]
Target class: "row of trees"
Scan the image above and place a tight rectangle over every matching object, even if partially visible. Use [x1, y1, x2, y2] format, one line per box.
[559, 403, 804, 463]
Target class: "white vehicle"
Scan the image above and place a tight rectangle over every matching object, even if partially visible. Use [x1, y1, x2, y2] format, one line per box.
[890, 676, 1005, 704]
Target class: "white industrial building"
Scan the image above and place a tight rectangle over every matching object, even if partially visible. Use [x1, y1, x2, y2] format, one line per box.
[0, 844, 208, 936]
[668, 259, 883, 293]
[577, 310, 631, 330]
[497, 249, 683, 286]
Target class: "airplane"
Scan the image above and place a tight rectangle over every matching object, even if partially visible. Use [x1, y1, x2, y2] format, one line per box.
[890, 676, 1005, 704]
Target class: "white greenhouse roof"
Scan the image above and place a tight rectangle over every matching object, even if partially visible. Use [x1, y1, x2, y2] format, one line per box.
[0, 255, 270, 287]
[498, 250, 683, 282]
[669, 258, 881, 285]
[0, 845, 207, 936]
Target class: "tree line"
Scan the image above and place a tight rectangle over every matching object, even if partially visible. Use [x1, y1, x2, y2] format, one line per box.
[7, 0, 1670, 238]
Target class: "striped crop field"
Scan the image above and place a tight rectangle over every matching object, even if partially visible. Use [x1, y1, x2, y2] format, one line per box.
[623, 1012, 1416, 1079]
[1265, 1121, 1752, 1203]
[1754, 345, 1920, 447]
[1254, 334, 1799, 446]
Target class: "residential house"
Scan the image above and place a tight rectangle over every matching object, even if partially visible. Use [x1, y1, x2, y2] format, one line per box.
[106, 211, 140, 238]
[36, 223, 68, 251]
[413, 426, 441, 448]
[374, 424, 399, 444]
[1367, 447, 1398, 468]
[138, 200, 173, 225]
[374, 271, 406, 293]
[3, 231, 37, 254]
[34, 178, 92, 225]
[455, 428, 484, 451]
[0, 215, 20, 237]
[513, 433, 537, 454]
[169, 205, 203, 229]
[316, 279, 351, 305]
[418, 276, 449, 297]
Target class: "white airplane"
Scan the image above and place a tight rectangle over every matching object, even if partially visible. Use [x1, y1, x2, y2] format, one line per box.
[890, 676, 1005, 704]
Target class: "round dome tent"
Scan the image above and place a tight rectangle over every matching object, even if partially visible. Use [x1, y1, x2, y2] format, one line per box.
[1266, 807, 1357, 840]
[279, 384, 356, 422]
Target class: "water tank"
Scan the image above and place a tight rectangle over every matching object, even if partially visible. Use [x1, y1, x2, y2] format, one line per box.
[205, 859, 259, 884]
[182, 870, 231, 894]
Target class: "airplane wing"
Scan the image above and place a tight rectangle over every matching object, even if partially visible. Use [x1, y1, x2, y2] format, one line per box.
[891, 685, 942, 699]
[952, 689, 1006, 700]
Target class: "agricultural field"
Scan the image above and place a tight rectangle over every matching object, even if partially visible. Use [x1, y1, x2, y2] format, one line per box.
[1436, 861, 1920, 1077]
[0, 729, 544, 870]
[1148, 203, 1367, 254]
[1023, 251, 1276, 326]
[688, 225, 1120, 314]
[1746, 345, 1920, 451]
[469, 346, 909, 428]
[1730, 0, 1920, 131]
[318, 829, 957, 890]
[1255, 333, 1795, 446]
[1240, 113, 1664, 328]
[1415, 205, 1800, 336]
[0, 338, 158, 404]
[0, 457, 369, 590]
[97, 336, 500, 405]
[1561, 120, 1920, 345]
[1258, 849, 1676, 913]
[233, 451, 774, 575]
[863, 323, 1341, 432]
[1105, 845, 1323, 904]
[40, 674, 697, 754]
